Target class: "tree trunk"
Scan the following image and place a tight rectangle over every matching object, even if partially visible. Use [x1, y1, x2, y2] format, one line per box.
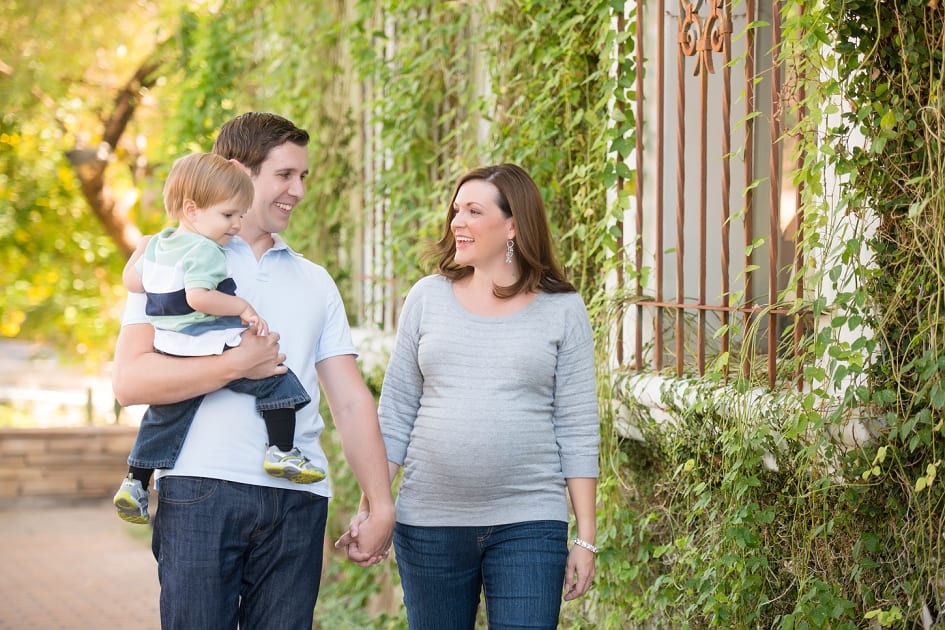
[67, 58, 163, 259]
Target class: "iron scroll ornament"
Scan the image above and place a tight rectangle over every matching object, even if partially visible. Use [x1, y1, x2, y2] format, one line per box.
[678, 0, 732, 76]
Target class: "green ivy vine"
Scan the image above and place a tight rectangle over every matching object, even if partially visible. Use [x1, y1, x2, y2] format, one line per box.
[602, 0, 945, 626]
[148, 0, 945, 627]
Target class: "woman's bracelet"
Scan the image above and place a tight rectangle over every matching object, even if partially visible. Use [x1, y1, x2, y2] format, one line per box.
[572, 538, 598, 554]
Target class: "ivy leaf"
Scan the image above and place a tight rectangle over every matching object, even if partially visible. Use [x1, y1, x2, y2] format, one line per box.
[880, 110, 897, 130]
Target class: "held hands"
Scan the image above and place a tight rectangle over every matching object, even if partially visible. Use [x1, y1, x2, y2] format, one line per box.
[334, 509, 394, 568]
[563, 545, 596, 601]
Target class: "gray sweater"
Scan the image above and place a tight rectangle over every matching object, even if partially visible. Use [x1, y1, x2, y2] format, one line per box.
[379, 274, 599, 527]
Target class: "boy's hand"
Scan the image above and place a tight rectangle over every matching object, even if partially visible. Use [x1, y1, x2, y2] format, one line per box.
[240, 306, 269, 337]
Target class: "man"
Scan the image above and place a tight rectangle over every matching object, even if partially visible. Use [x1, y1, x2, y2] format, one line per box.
[112, 112, 394, 629]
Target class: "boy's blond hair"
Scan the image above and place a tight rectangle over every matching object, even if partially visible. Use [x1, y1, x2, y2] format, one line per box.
[163, 152, 255, 219]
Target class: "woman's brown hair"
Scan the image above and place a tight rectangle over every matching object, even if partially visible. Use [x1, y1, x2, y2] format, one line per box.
[431, 164, 575, 298]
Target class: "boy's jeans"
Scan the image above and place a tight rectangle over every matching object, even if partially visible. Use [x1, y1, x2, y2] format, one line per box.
[127, 369, 310, 470]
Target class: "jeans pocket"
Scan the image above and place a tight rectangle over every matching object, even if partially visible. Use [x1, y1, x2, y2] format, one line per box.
[535, 520, 568, 544]
[158, 476, 219, 505]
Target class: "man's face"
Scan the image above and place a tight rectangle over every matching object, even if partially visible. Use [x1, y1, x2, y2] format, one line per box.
[243, 142, 309, 236]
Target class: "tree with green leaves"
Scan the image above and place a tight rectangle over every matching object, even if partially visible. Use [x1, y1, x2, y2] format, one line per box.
[0, 1, 185, 362]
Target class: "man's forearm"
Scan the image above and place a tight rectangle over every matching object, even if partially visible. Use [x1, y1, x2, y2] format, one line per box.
[112, 324, 239, 406]
[318, 354, 396, 514]
[112, 323, 284, 406]
[338, 397, 396, 515]
[358, 461, 399, 513]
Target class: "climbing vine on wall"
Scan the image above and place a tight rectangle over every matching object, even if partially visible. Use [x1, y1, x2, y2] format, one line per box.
[158, 0, 945, 626]
[819, 0, 945, 623]
[602, 0, 945, 626]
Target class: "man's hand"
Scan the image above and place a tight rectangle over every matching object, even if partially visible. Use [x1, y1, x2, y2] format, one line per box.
[231, 327, 286, 379]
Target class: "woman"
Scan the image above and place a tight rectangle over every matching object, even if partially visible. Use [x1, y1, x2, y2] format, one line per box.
[342, 163, 599, 629]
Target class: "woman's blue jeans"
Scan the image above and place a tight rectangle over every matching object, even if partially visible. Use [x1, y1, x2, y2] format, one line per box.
[152, 476, 328, 630]
[393, 520, 568, 630]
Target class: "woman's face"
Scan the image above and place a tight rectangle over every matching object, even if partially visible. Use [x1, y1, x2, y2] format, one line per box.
[450, 179, 514, 269]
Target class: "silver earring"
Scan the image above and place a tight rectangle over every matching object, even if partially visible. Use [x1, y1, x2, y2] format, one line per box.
[505, 239, 515, 264]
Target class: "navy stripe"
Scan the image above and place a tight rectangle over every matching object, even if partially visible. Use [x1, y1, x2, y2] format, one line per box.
[217, 278, 237, 296]
[146, 290, 192, 317]
[144, 278, 239, 317]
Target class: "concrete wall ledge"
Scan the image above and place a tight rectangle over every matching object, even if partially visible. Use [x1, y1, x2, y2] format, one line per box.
[0, 426, 136, 501]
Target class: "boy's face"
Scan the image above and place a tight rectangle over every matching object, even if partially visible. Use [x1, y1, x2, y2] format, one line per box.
[242, 142, 309, 237]
[189, 195, 246, 246]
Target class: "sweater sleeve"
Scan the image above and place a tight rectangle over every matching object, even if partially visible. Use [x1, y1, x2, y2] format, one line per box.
[378, 285, 424, 466]
[552, 296, 600, 478]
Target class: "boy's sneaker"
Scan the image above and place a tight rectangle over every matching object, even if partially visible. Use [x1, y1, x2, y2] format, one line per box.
[263, 445, 326, 484]
[113, 474, 149, 524]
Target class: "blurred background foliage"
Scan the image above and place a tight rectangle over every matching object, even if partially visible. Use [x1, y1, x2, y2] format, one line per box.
[8, 0, 945, 627]
[1, 1, 169, 362]
[1, 1, 620, 626]
[0, 0, 359, 365]
[1, 0, 618, 368]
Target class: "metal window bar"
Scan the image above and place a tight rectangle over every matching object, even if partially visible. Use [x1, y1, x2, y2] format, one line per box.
[625, 0, 806, 389]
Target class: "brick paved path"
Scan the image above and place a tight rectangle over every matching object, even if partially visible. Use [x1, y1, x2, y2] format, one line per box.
[0, 499, 159, 629]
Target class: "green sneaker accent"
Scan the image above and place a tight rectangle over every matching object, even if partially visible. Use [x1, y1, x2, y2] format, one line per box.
[113, 474, 150, 524]
[263, 445, 326, 484]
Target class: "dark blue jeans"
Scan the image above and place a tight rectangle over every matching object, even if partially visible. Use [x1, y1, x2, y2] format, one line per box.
[152, 476, 328, 629]
[127, 368, 310, 469]
[393, 520, 569, 630]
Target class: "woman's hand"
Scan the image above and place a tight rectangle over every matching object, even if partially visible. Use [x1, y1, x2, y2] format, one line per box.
[562, 545, 596, 601]
[335, 509, 393, 567]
